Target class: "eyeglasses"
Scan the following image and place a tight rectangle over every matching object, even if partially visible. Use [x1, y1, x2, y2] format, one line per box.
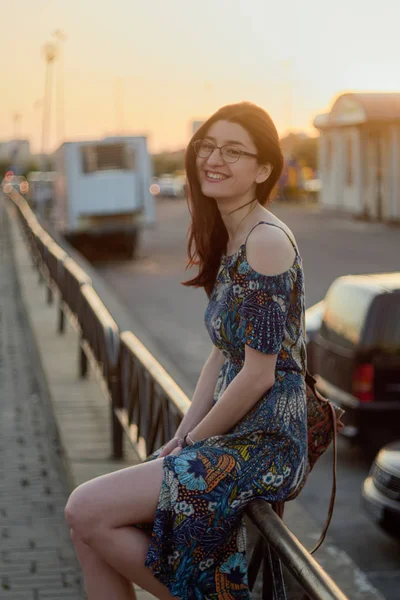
[193, 139, 258, 163]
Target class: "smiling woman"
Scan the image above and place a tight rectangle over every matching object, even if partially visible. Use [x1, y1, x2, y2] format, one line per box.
[65, 101, 308, 600]
[184, 102, 284, 296]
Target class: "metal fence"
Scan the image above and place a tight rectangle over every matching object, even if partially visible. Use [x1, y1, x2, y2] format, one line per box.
[5, 190, 348, 600]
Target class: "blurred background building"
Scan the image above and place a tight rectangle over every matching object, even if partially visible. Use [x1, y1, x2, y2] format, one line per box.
[314, 92, 400, 223]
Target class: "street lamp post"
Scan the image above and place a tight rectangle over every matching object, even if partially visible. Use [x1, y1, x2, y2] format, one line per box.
[39, 41, 57, 220]
[41, 41, 58, 168]
[53, 29, 67, 144]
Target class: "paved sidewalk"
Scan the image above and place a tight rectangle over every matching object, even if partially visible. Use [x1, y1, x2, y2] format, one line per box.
[0, 203, 84, 599]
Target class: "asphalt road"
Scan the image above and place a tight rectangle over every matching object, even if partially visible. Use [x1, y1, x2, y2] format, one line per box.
[96, 197, 400, 600]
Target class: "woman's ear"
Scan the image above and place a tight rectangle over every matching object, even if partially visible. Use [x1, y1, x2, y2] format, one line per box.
[255, 163, 273, 184]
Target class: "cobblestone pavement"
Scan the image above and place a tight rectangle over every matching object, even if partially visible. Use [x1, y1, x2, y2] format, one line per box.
[0, 203, 84, 600]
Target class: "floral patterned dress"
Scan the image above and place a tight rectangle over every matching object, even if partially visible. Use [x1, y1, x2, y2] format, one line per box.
[140, 221, 308, 600]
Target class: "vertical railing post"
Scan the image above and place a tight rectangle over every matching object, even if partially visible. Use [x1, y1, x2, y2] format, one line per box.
[260, 540, 275, 600]
[47, 285, 53, 305]
[248, 534, 264, 592]
[264, 543, 287, 600]
[79, 333, 88, 378]
[110, 368, 123, 459]
[58, 304, 65, 334]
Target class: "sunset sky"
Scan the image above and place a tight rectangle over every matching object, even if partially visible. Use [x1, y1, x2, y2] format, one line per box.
[2, 0, 400, 154]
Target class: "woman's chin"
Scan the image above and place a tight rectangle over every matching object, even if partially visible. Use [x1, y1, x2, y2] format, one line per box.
[201, 182, 231, 199]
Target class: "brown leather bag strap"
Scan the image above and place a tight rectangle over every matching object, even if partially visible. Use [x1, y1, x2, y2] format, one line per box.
[274, 372, 338, 554]
[305, 370, 318, 391]
[309, 402, 338, 554]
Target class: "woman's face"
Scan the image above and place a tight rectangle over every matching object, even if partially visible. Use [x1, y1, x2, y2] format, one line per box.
[195, 120, 269, 201]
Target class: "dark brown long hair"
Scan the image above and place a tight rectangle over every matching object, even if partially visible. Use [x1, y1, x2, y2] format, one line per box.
[182, 101, 284, 297]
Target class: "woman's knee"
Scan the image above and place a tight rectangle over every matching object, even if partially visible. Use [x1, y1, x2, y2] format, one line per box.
[65, 460, 164, 538]
[65, 483, 100, 540]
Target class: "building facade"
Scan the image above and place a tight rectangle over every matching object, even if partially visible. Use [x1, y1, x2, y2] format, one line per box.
[314, 93, 400, 223]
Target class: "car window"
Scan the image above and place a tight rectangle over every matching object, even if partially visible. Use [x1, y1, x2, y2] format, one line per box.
[319, 280, 377, 349]
[366, 293, 400, 349]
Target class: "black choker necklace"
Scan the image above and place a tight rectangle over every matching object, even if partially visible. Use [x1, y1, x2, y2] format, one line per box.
[228, 197, 258, 215]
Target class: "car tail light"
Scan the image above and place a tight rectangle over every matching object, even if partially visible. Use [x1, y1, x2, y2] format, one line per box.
[352, 363, 374, 402]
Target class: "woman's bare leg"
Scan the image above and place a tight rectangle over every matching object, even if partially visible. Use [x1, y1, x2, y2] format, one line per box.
[65, 457, 177, 600]
[71, 530, 137, 600]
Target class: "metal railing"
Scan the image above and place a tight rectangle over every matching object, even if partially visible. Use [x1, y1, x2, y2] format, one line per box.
[119, 331, 190, 460]
[59, 257, 92, 333]
[247, 501, 348, 600]
[4, 189, 349, 600]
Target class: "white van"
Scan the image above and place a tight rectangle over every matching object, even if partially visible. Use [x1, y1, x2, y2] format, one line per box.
[52, 136, 155, 258]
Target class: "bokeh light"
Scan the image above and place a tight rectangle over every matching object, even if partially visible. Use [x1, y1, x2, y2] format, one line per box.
[150, 183, 160, 195]
[19, 181, 29, 194]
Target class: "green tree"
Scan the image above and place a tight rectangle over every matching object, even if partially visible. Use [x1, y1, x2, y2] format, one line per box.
[280, 133, 318, 170]
[294, 137, 318, 171]
[152, 150, 185, 177]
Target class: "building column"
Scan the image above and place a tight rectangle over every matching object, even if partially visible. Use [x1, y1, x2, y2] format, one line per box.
[353, 128, 362, 215]
[332, 129, 344, 209]
[390, 124, 400, 221]
[318, 132, 328, 207]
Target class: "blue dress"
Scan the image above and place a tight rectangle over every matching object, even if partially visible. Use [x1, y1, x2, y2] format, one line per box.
[141, 221, 308, 600]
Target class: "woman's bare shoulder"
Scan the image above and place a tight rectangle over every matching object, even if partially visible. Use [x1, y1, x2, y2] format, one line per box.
[245, 221, 297, 276]
[260, 211, 297, 247]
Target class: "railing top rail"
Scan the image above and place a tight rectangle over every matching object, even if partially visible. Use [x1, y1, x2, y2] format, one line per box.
[120, 330, 191, 416]
[62, 256, 92, 286]
[80, 284, 118, 331]
[47, 241, 68, 263]
[20, 204, 39, 226]
[36, 230, 54, 253]
[247, 500, 348, 600]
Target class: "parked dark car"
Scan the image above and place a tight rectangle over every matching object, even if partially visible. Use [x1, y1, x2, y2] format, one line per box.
[306, 272, 400, 447]
[362, 441, 400, 536]
[305, 300, 325, 372]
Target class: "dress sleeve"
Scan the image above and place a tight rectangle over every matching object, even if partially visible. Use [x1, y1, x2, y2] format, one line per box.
[238, 271, 293, 355]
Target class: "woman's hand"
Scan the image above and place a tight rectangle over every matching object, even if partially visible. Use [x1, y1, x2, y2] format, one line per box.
[169, 446, 183, 456]
[158, 437, 183, 458]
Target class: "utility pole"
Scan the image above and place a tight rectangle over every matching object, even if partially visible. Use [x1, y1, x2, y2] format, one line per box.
[53, 29, 67, 144]
[41, 41, 58, 174]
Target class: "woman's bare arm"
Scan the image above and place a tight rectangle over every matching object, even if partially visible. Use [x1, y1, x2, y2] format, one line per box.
[174, 345, 226, 438]
[187, 345, 276, 442]
[187, 229, 295, 443]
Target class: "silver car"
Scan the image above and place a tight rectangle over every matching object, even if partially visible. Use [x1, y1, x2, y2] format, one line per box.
[362, 441, 400, 536]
